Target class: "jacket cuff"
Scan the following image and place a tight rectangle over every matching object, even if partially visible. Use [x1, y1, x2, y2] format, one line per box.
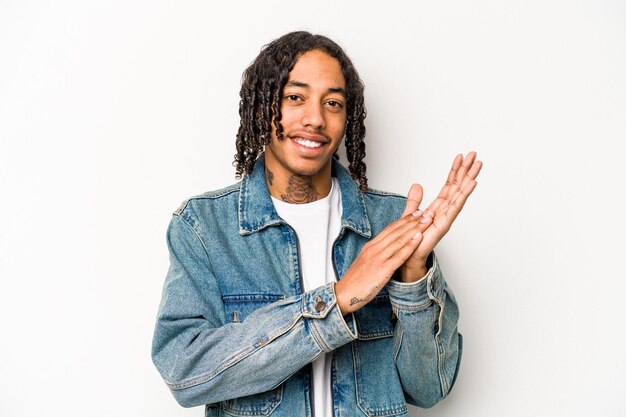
[302, 283, 358, 352]
[387, 252, 445, 311]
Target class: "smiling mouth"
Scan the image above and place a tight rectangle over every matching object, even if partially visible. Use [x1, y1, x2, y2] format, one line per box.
[292, 138, 323, 149]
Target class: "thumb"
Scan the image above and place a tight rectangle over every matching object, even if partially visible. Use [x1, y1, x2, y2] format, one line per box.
[402, 183, 423, 217]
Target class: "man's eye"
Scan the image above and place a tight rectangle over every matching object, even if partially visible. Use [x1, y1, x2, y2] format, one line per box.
[327, 101, 343, 108]
[285, 95, 300, 101]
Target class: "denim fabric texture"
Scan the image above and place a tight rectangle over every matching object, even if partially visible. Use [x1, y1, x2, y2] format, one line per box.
[152, 157, 462, 416]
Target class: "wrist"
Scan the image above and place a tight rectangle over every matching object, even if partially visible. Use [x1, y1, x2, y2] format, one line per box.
[399, 264, 428, 283]
[399, 252, 434, 283]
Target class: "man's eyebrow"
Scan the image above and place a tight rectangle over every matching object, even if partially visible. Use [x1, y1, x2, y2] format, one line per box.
[285, 80, 309, 89]
[285, 80, 346, 95]
[328, 87, 346, 95]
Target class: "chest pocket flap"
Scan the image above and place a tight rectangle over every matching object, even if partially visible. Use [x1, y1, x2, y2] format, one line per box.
[353, 293, 393, 339]
[222, 293, 284, 323]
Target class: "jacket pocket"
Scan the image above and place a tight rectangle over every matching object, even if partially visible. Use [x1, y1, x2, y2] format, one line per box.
[221, 294, 285, 416]
[221, 385, 283, 417]
[353, 338, 408, 417]
[223, 294, 284, 324]
[353, 293, 394, 340]
[353, 295, 408, 416]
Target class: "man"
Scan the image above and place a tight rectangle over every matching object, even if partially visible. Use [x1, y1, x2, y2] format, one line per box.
[152, 31, 481, 416]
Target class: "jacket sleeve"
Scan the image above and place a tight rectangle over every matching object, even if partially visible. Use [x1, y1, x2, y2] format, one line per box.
[151, 214, 358, 407]
[386, 253, 462, 408]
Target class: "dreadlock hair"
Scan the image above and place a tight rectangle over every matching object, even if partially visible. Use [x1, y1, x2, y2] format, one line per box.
[234, 31, 368, 192]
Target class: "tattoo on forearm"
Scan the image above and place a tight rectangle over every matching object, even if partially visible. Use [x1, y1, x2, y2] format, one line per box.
[281, 175, 319, 203]
[265, 167, 274, 186]
[349, 285, 380, 306]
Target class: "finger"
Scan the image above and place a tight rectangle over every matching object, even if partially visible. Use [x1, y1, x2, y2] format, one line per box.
[402, 183, 424, 217]
[374, 212, 422, 248]
[428, 153, 480, 213]
[370, 210, 422, 244]
[445, 152, 477, 201]
[386, 232, 424, 269]
[446, 179, 478, 224]
[447, 160, 482, 208]
[416, 212, 434, 233]
[426, 197, 445, 215]
[372, 215, 426, 261]
[425, 153, 462, 212]
[439, 154, 463, 200]
[467, 159, 482, 180]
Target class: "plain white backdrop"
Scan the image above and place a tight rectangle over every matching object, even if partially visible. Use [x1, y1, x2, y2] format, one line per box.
[1, 1, 625, 416]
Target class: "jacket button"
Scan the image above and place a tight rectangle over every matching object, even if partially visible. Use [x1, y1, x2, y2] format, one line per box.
[315, 296, 326, 311]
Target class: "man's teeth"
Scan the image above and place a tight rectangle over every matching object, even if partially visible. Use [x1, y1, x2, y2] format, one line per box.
[294, 138, 322, 148]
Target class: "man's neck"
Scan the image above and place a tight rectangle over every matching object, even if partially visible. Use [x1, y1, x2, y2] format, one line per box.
[264, 165, 332, 204]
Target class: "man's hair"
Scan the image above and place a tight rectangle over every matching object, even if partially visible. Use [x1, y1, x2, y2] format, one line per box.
[234, 31, 368, 191]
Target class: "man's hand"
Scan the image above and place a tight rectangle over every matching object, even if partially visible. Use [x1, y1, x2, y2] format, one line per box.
[334, 151, 482, 314]
[398, 151, 482, 282]
[334, 210, 433, 315]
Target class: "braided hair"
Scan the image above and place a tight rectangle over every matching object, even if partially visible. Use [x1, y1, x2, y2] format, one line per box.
[234, 31, 368, 191]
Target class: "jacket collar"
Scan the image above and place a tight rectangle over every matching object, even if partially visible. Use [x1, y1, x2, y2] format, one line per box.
[238, 157, 371, 238]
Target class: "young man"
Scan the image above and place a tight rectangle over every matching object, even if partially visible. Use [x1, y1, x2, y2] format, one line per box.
[152, 31, 482, 416]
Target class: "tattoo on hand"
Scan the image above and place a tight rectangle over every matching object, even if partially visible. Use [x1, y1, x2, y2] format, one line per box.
[265, 168, 274, 186]
[349, 285, 380, 306]
[281, 175, 319, 203]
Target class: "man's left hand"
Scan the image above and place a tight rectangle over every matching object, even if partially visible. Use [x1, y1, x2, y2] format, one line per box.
[398, 151, 483, 282]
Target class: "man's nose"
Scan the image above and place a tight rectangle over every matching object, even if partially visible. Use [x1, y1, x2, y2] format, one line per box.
[301, 101, 325, 129]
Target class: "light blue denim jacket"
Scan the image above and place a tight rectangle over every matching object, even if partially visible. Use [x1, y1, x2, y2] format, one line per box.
[152, 158, 462, 416]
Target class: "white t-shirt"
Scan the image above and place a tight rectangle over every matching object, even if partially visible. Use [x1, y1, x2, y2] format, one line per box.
[271, 177, 342, 417]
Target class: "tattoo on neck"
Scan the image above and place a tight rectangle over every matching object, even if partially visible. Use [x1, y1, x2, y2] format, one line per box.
[281, 175, 319, 204]
[349, 285, 381, 306]
[265, 167, 274, 186]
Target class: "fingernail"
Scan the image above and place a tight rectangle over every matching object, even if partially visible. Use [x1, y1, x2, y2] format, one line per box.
[423, 211, 433, 218]
[412, 232, 422, 240]
[411, 210, 421, 218]
[419, 217, 430, 224]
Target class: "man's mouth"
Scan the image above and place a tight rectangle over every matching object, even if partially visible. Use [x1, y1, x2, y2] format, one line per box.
[292, 137, 323, 149]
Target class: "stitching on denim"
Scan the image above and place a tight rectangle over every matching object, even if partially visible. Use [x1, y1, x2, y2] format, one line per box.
[364, 188, 405, 198]
[166, 315, 303, 390]
[173, 214, 214, 273]
[353, 341, 408, 416]
[357, 192, 371, 237]
[357, 330, 393, 340]
[238, 174, 284, 235]
[342, 221, 370, 238]
[239, 219, 283, 235]
[222, 383, 283, 415]
[333, 286, 359, 340]
[389, 299, 433, 312]
[435, 293, 450, 397]
[392, 325, 403, 364]
[308, 316, 331, 352]
[238, 176, 250, 234]
[301, 286, 336, 320]
[352, 342, 365, 415]
[174, 185, 240, 216]
[223, 294, 285, 302]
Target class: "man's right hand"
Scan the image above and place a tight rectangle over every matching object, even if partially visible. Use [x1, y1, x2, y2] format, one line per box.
[334, 210, 433, 315]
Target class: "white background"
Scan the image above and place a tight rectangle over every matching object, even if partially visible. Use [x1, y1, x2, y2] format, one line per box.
[1, 1, 625, 416]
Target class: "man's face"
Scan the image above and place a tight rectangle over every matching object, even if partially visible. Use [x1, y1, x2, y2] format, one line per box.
[264, 49, 347, 182]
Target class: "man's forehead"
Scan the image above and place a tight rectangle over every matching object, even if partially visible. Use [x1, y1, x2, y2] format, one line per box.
[285, 80, 346, 94]
[285, 50, 346, 91]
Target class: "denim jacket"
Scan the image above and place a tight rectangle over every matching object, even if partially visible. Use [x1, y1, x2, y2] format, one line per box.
[152, 158, 462, 416]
